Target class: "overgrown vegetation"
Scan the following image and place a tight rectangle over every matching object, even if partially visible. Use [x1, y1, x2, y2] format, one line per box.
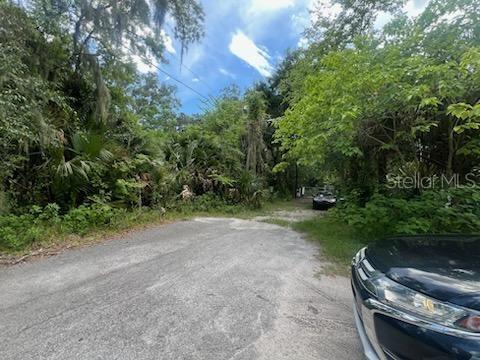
[334, 186, 480, 237]
[1, 0, 480, 254]
[293, 216, 365, 273]
[274, 0, 480, 238]
[0, 0, 291, 252]
[0, 198, 298, 253]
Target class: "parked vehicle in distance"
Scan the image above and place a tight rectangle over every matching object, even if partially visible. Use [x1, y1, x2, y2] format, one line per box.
[352, 235, 480, 360]
[312, 191, 337, 210]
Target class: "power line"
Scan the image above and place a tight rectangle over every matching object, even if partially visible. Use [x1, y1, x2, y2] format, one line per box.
[154, 62, 212, 103]
[162, 24, 218, 93]
[119, 29, 220, 109]
[121, 43, 216, 108]
[168, 52, 216, 93]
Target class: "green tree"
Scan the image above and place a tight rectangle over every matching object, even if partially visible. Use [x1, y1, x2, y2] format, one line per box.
[130, 74, 179, 131]
[244, 90, 268, 176]
[0, 1, 203, 210]
[275, 0, 480, 194]
[304, 0, 404, 50]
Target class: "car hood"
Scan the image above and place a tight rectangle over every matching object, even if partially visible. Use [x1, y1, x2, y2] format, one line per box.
[313, 196, 335, 201]
[366, 235, 480, 311]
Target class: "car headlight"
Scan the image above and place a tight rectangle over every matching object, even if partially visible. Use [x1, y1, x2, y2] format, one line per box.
[366, 275, 480, 333]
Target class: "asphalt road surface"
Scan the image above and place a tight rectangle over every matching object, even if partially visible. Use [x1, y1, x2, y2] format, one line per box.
[0, 217, 362, 360]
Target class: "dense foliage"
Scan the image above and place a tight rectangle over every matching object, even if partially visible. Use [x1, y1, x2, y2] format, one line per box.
[0, 1, 281, 250]
[274, 0, 480, 236]
[2, 0, 480, 251]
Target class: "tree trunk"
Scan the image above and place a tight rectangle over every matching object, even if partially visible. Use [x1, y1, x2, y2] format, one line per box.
[446, 123, 454, 178]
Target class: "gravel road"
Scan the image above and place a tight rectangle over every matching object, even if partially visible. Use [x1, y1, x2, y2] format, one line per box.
[0, 217, 362, 359]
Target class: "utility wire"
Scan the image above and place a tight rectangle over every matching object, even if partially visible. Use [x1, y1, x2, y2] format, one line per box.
[121, 43, 216, 108]
[119, 30, 217, 107]
[168, 52, 216, 93]
[152, 61, 212, 104]
[163, 24, 229, 88]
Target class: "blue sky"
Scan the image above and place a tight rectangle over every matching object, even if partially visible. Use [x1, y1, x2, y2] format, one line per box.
[160, 0, 314, 115]
[136, 0, 430, 115]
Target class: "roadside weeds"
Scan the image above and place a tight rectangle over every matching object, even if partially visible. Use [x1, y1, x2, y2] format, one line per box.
[1, 199, 366, 276]
[293, 216, 366, 276]
[0, 199, 303, 266]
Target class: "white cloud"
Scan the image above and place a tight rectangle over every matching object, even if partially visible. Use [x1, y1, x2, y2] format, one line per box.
[296, 0, 429, 34]
[290, 0, 341, 47]
[374, 11, 394, 29]
[290, 13, 310, 34]
[313, 0, 342, 20]
[241, 0, 315, 38]
[183, 44, 205, 69]
[130, 54, 157, 74]
[297, 37, 309, 48]
[404, 0, 430, 18]
[219, 67, 236, 79]
[161, 30, 176, 54]
[132, 25, 175, 54]
[373, 0, 431, 29]
[125, 26, 175, 73]
[247, 0, 295, 14]
[192, 78, 200, 82]
[229, 30, 273, 77]
[431, 9, 464, 27]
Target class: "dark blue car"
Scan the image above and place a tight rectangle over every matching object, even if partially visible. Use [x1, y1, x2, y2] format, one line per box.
[352, 235, 480, 359]
[312, 191, 337, 210]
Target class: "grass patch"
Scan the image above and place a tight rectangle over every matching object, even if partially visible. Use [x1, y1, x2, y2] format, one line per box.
[0, 199, 300, 262]
[293, 215, 367, 274]
[0, 208, 170, 259]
